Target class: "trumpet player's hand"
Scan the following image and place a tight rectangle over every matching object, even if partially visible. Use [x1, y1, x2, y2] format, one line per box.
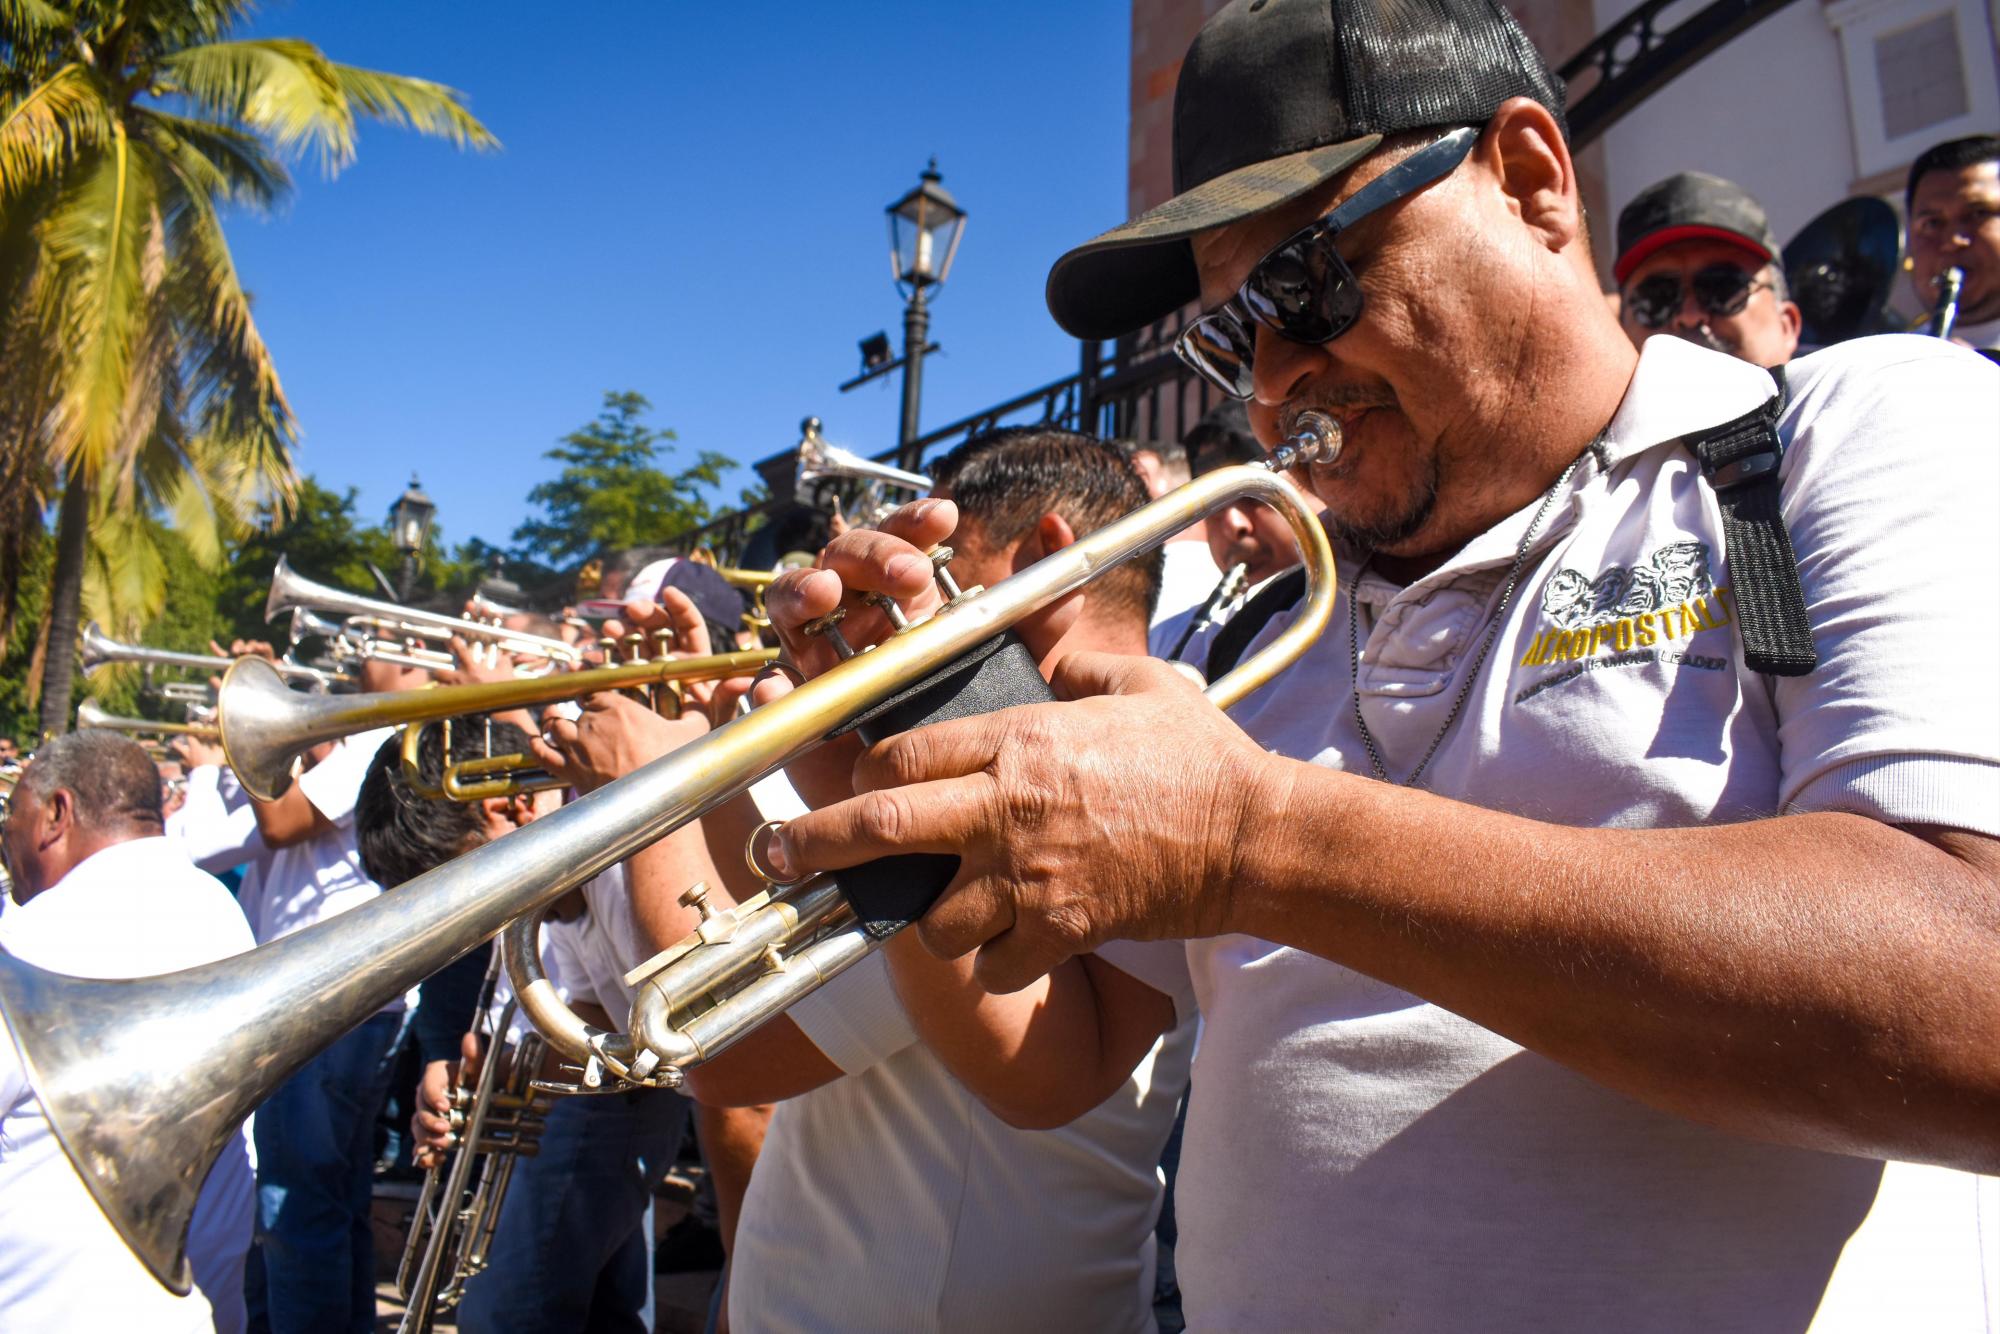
[435, 635, 519, 686]
[603, 587, 723, 712]
[412, 1030, 484, 1169]
[214, 638, 277, 662]
[169, 732, 229, 770]
[761, 499, 959, 808]
[531, 689, 709, 794]
[766, 651, 1275, 994]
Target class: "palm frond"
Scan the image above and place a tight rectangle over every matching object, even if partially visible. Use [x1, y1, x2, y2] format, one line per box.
[153, 37, 354, 170]
[329, 63, 497, 153]
[0, 63, 114, 202]
[133, 107, 291, 209]
[32, 124, 163, 484]
[0, 0, 68, 39]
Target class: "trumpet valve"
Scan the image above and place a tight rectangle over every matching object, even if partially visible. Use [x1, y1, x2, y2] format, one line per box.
[650, 628, 674, 661]
[803, 608, 856, 660]
[678, 880, 716, 923]
[760, 944, 787, 975]
[864, 592, 910, 632]
[928, 546, 978, 607]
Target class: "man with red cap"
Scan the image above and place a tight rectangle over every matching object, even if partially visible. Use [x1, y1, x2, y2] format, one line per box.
[1614, 171, 1802, 367]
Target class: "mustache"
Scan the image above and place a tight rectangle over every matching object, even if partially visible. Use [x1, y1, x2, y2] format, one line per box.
[1277, 389, 1398, 443]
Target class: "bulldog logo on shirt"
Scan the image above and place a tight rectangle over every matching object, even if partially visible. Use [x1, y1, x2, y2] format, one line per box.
[1514, 540, 1732, 703]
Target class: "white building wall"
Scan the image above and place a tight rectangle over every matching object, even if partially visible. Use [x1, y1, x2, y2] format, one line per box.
[1589, 0, 2000, 312]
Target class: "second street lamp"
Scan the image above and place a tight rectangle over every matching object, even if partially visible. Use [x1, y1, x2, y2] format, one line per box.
[388, 474, 436, 602]
[885, 159, 966, 473]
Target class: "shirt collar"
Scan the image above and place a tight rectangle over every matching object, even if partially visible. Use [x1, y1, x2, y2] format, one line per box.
[1598, 335, 1780, 470]
[44, 836, 172, 900]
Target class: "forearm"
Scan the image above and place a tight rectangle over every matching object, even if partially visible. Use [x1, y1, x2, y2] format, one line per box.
[1233, 758, 2000, 1167]
[626, 821, 727, 953]
[249, 784, 332, 846]
[692, 1100, 771, 1258]
[880, 933, 1164, 1128]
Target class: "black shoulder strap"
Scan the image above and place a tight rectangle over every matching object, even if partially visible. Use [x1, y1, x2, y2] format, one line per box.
[1687, 366, 1817, 677]
[1204, 567, 1308, 679]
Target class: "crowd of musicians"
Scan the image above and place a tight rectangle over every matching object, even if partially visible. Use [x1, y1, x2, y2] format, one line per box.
[4, 1, 1998, 1331]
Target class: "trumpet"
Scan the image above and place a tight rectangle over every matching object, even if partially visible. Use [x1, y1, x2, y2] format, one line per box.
[1928, 265, 1965, 341]
[395, 947, 554, 1333]
[266, 556, 581, 672]
[795, 416, 932, 526]
[75, 700, 221, 741]
[220, 643, 779, 803]
[79, 621, 348, 690]
[0, 414, 1340, 1294]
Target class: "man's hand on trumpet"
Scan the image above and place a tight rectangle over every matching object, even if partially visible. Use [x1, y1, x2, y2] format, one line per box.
[761, 501, 1276, 994]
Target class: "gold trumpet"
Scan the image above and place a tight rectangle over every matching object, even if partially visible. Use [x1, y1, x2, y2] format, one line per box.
[0, 417, 1340, 1294]
[220, 643, 779, 804]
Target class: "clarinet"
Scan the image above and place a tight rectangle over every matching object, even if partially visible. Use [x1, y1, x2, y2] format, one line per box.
[1928, 266, 1965, 341]
[1170, 562, 1249, 662]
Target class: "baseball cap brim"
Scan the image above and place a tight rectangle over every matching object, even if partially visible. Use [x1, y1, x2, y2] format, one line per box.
[1046, 133, 1383, 341]
[1613, 224, 1774, 285]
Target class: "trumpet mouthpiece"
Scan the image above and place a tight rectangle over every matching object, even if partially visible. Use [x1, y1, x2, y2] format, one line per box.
[1269, 410, 1342, 472]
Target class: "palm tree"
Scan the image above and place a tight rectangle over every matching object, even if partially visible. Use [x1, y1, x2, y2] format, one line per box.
[0, 1, 496, 733]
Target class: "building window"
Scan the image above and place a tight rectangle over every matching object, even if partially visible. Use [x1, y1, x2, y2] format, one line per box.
[1874, 13, 1969, 139]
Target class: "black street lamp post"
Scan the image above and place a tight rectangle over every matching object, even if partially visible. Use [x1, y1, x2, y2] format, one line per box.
[388, 474, 436, 602]
[842, 161, 966, 474]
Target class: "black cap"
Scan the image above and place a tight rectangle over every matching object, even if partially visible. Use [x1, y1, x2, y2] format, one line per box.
[657, 561, 748, 645]
[1613, 172, 1778, 285]
[1045, 0, 1565, 340]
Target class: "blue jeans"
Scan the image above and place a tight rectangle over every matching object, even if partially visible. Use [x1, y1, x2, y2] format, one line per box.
[245, 1010, 405, 1334]
[456, 1087, 689, 1334]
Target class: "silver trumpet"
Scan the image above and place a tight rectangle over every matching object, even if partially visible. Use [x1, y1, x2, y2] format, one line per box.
[395, 948, 554, 1334]
[0, 414, 1341, 1294]
[795, 416, 933, 526]
[75, 700, 220, 741]
[79, 621, 347, 689]
[266, 556, 581, 671]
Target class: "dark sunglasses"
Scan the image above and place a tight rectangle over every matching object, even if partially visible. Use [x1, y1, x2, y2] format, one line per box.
[1623, 264, 1771, 329]
[1173, 126, 1481, 401]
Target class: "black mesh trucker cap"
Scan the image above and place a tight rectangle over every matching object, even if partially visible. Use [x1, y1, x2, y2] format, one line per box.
[1045, 0, 1565, 340]
[1613, 172, 1779, 284]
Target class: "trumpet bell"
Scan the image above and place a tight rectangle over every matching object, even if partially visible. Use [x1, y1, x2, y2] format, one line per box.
[0, 951, 242, 1294]
[216, 656, 317, 802]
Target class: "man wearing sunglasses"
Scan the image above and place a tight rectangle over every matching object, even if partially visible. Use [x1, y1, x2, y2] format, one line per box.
[763, 0, 2000, 1328]
[1613, 172, 1802, 368]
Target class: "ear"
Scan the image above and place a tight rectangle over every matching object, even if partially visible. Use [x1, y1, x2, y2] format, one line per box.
[476, 794, 520, 839]
[1034, 512, 1079, 558]
[1481, 97, 1580, 253]
[41, 789, 74, 849]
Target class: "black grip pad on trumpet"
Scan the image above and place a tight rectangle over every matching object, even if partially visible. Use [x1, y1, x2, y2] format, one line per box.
[825, 631, 1054, 940]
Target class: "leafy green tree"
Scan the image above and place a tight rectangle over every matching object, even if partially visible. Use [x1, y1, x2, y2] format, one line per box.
[513, 392, 732, 565]
[0, 0, 497, 735]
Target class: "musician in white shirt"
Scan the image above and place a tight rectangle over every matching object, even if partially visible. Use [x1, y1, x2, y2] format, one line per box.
[0, 731, 257, 1333]
[233, 643, 427, 1334]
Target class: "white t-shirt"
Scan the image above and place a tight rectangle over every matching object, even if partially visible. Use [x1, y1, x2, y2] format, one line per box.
[728, 949, 1195, 1334]
[1151, 539, 1224, 631]
[167, 764, 266, 876]
[540, 864, 645, 1026]
[0, 838, 258, 1334]
[1157, 335, 2000, 1331]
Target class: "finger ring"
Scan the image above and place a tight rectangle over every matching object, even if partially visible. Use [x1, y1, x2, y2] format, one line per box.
[748, 662, 807, 699]
[743, 820, 801, 886]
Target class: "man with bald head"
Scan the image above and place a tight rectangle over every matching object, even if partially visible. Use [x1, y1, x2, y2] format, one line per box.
[763, 0, 1999, 1328]
[0, 731, 256, 1332]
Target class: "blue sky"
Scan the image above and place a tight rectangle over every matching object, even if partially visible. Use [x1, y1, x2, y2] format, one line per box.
[226, 2, 1132, 551]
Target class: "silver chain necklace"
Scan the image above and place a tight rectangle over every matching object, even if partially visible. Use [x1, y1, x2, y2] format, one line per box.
[1347, 453, 1585, 787]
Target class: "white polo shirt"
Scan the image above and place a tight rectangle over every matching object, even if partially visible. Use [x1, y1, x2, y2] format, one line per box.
[1151, 538, 1224, 631]
[0, 838, 259, 1333]
[1145, 335, 2000, 1331]
[238, 727, 395, 946]
[540, 864, 645, 1026]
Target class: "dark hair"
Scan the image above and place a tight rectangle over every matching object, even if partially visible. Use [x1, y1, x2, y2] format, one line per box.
[929, 426, 1162, 623]
[1184, 399, 1264, 473]
[355, 720, 532, 888]
[1907, 135, 2000, 208]
[19, 731, 163, 834]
